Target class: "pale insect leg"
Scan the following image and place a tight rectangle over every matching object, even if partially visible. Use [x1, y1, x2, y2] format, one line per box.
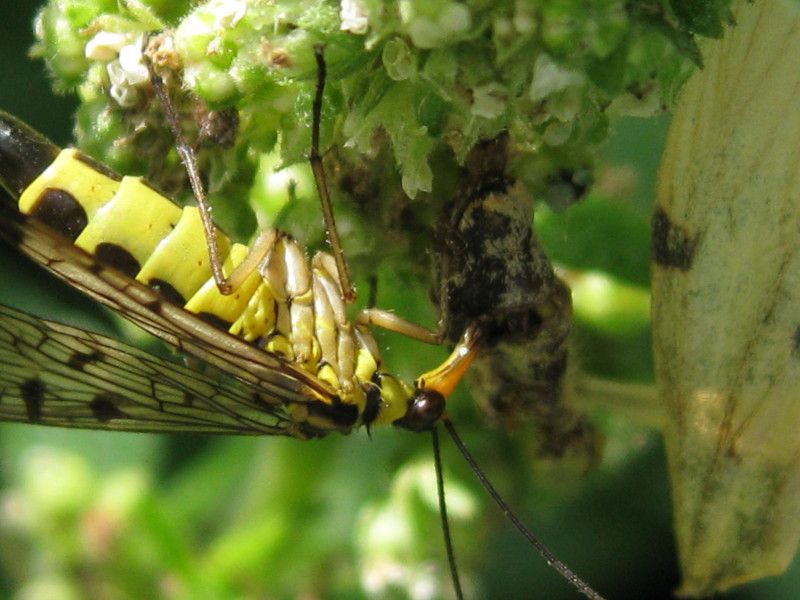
[312, 252, 355, 391]
[258, 236, 292, 351]
[256, 235, 320, 367]
[318, 250, 476, 402]
[144, 38, 273, 296]
[281, 237, 314, 363]
[227, 229, 279, 290]
[353, 273, 385, 364]
[356, 308, 443, 345]
[312, 270, 339, 375]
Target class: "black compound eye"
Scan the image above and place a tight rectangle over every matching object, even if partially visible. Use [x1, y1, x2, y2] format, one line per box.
[393, 389, 445, 432]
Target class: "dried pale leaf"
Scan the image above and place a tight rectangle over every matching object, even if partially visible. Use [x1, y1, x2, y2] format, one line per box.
[653, 0, 800, 595]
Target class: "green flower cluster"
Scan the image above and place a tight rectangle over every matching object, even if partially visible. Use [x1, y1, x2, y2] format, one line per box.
[31, 0, 731, 221]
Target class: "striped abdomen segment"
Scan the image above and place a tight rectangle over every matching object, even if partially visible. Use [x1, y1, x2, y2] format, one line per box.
[16, 148, 396, 418]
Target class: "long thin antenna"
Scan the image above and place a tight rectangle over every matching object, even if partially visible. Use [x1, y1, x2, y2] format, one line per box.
[432, 426, 464, 600]
[442, 419, 607, 600]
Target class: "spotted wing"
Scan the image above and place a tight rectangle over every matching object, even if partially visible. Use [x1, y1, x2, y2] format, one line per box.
[0, 302, 297, 434]
[0, 207, 338, 411]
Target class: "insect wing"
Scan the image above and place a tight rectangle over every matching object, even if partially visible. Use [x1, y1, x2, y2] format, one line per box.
[0, 303, 292, 434]
[0, 204, 338, 415]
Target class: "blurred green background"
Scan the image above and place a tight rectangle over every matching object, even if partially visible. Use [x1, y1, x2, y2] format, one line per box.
[0, 1, 798, 599]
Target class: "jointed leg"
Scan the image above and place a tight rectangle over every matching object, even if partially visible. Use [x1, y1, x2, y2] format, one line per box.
[146, 46, 281, 295]
[356, 308, 443, 345]
[146, 57, 239, 295]
[310, 45, 356, 304]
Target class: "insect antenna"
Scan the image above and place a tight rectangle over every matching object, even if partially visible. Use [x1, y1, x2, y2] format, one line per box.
[442, 419, 607, 600]
[432, 426, 465, 600]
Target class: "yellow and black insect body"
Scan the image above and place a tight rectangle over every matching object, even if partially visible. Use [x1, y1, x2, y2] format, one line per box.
[0, 110, 475, 440]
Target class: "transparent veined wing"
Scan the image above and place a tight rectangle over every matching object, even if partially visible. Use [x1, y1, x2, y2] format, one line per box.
[0, 301, 297, 435]
[0, 203, 340, 415]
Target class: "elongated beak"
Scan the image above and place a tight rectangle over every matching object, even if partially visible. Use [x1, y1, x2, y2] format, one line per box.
[414, 325, 481, 398]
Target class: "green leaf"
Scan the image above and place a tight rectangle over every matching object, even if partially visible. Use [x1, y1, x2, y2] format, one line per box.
[669, 0, 727, 38]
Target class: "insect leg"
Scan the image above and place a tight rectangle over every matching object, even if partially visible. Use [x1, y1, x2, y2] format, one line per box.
[146, 62, 233, 295]
[311, 252, 358, 391]
[145, 40, 275, 296]
[227, 228, 278, 290]
[354, 301, 480, 402]
[356, 308, 442, 345]
[310, 44, 355, 304]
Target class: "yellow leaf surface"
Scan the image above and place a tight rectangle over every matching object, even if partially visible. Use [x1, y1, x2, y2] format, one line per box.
[653, 0, 800, 595]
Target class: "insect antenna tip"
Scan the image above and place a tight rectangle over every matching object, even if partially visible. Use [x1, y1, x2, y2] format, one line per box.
[442, 419, 607, 600]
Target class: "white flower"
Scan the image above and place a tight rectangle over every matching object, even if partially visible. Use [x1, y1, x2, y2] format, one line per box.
[340, 0, 369, 35]
[213, 0, 247, 28]
[472, 83, 507, 119]
[529, 54, 584, 102]
[85, 31, 130, 61]
[106, 37, 149, 108]
[118, 41, 149, 85]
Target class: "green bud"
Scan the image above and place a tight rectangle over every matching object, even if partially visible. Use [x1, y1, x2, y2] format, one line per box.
[187, 63, 238, 105]
[382, 37, 416, 81]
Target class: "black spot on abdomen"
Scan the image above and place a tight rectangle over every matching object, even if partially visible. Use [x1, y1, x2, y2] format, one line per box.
[362, 372, 383, 429]
[308, 398, 359, 428]
[197, 312, 232, 331]
[148, 278, 186, 306]
[95, 242, 140, 278]
[31, 188, 88, 241]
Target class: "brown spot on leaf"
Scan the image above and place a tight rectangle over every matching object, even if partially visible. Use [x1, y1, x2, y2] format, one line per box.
[652, 206, 699, 270]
